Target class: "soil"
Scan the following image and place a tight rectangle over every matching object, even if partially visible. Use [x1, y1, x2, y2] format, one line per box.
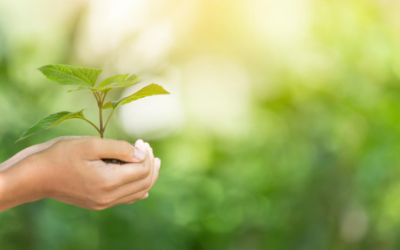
[102, 159, 126, 165]
[101, 143, 135, 165]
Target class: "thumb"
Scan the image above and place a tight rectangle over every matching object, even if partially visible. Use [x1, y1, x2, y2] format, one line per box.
[89, 138, 146, 163]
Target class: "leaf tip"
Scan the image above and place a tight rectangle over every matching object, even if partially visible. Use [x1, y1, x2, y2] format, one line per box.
[154, 83, 170, 95]
[37, 64, 52, 71]
[15, 133, 28, 143]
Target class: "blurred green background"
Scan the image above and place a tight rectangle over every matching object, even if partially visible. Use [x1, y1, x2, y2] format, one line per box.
[1, 0, 400, 249]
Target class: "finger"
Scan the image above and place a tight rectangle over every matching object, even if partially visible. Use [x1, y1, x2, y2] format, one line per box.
[142, 141, 155, 182]
[140, 193, 149, 200]
[145, 142, 154, 161]
[117, 161, 160, 205]
[106, 192, 146, 207]
[86, 137, 145, 162]
[101, 161, 152, 187]
[98, 141, 151, 187]
[145, 142, 154, 156]
[143, 142, 155, 192]
[136, 140, 154, 177]
[148, 158, 160, 190]
[107, 157, 160, 206]
[88, 140, 152, 206]
[139, 157, 160, 194]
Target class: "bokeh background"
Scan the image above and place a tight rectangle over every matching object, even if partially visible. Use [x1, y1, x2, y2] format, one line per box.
[1, 0, 400, 249]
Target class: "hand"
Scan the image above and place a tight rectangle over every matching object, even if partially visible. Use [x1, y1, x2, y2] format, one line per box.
[0, 137, 161, 211]
[0, 136, 82, 171]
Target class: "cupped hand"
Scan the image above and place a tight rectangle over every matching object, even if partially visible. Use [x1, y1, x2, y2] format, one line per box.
[0, 136, 161, 211]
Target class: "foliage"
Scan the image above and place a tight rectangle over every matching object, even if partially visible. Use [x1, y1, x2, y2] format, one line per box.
[17, 65, 169, 141]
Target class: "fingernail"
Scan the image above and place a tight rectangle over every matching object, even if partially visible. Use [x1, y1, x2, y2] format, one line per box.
[134, 146, 146, 161]
[142, 193, 149, 199]
[157, 158, 161, 170]
[135, 139, 144, 146]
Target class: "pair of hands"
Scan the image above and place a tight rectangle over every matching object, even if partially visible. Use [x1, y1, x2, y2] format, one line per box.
[0, 136, 161, 212]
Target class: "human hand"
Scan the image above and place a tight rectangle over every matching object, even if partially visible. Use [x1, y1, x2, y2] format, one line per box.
[0, 137, 161, 211]
[0, 136, 83, 171]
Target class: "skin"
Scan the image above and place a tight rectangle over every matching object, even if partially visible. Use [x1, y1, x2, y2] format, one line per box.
[0, 136, 161, 212]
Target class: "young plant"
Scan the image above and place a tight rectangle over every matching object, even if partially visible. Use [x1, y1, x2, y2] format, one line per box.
[17, 64, 170, 142]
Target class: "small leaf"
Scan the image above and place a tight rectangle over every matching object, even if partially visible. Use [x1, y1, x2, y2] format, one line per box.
[98, 74, 130, 89]
[103, 83, 170, 109]
[16, 110, 85, 142]
[103, 102, 115, 109]
[98, 74, 142, 93]
[38, 64, 102, 87]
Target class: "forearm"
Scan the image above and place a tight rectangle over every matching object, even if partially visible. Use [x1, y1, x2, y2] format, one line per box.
[0, 145, 39, 171]
[0, 155, 44, 212]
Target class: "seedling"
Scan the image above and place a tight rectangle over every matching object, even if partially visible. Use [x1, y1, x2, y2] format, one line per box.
[17, 64, 170, 142]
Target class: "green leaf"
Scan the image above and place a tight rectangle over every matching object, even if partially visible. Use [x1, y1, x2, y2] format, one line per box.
[16, 110, 85, 142]
[98, 74, 130, 88]
[103, 83, 170, 109]
[67, 74, 143, 93]
[38, 64, 103, 87]
[98, 74, 142, 93]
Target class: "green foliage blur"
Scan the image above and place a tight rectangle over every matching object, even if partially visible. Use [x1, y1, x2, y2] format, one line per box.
[2, 0, 400, 249]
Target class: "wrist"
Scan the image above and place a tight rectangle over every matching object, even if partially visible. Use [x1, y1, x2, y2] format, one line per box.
[0, 144, 41, 172]
[0, 171, 6, 209]
[20, 153, 49, 200]
[0, 154, 45, 212]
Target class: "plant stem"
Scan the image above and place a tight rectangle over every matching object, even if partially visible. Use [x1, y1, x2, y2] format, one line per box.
[81, 118, 102, 135]
[93, 92, 100, 104]
[99, 105, 104, 138]
[93, 91, 109, 138]
[101, 92, 107, 105]
[92, 91, 104, 137]
[103, 108, 115, 132]
[98, 92, 109, 138]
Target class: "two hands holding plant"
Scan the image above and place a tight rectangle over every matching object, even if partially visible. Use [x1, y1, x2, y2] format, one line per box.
[0, 65, 169, 212]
